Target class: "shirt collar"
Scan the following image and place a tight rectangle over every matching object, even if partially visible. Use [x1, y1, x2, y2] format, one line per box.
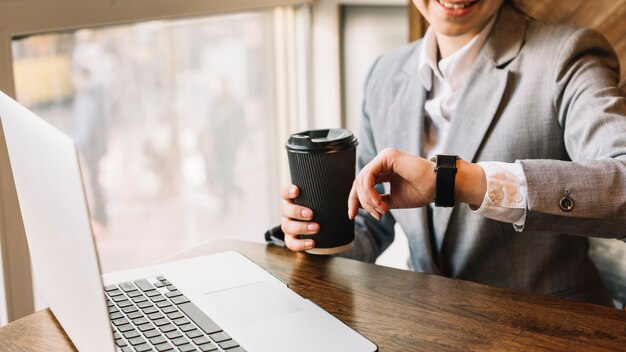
[418, 16, 496, 92]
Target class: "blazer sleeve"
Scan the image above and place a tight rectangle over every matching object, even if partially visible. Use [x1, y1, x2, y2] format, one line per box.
[517, 28, 626, 240]
[339, 56, 397, 262]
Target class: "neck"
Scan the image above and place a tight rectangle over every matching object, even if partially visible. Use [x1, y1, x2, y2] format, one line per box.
[435, 32, 476, 58]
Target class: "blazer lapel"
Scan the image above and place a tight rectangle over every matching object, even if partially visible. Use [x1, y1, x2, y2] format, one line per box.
[387, 44, 440, 274]
[433, 3, 528, 252]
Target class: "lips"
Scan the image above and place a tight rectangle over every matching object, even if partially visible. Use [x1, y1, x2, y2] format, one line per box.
[436, 0, 480, 10]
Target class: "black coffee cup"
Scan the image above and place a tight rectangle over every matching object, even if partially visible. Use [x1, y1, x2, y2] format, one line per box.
[286, 128, 358, 254]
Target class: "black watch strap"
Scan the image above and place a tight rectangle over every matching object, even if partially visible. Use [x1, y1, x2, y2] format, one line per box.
[432, 154, 459, 207]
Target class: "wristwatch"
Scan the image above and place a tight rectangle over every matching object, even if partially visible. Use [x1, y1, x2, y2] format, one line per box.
[431, 154, 460, 207]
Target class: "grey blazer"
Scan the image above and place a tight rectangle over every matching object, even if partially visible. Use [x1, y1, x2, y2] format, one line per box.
[343, 4, 626, 306]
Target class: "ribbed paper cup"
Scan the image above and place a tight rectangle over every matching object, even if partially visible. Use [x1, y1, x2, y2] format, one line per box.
[286, 129, 358, 255]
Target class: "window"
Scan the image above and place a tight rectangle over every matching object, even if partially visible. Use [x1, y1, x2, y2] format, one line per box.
[340, 4, 409, 269]
[10, 7, 307, 275]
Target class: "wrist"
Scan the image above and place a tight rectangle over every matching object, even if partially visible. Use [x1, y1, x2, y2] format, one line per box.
[455, 160, 487, 207]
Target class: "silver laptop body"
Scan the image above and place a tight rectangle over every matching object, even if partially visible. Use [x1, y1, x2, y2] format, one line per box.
[0, 90, 377, 352]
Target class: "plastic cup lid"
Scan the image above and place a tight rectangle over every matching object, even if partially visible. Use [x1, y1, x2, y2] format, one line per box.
[286, 128, 358, 153]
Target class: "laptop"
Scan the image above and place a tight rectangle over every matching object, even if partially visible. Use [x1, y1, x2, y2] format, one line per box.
[0, 90, 378, 352]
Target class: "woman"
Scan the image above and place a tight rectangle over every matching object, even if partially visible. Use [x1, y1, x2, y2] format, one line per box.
[280, 0, 626, 305]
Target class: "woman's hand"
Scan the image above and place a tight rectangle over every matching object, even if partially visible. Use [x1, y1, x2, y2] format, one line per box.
[348, 148, 487, 220]
[348, 148, 436, 220]
[280, 185, 319, 251]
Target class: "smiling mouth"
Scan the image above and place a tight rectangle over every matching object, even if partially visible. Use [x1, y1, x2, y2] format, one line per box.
[436, 0, 480, 10]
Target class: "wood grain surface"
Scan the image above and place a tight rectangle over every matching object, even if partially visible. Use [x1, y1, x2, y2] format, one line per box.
[2, 238, 624, 351]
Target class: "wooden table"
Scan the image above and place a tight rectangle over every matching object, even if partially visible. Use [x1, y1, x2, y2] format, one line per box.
[1, 238, 625, 351]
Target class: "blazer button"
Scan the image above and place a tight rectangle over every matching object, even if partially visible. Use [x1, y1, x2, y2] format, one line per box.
[559, 188, 574, 212]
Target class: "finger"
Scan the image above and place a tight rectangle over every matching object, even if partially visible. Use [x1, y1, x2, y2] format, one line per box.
[280, 184, 299, 200]
[362, 172, 384, 211]
[355, 174, 380, 221]
[285, 233, 315, 251]
[281, 203, 314, 221]
[281, 220, 320, 236]
[381, 194, 395, 210]
[347, 181, 361, 220]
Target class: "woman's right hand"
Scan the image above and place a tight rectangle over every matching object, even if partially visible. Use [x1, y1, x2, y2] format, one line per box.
[280, 185, 319, 251]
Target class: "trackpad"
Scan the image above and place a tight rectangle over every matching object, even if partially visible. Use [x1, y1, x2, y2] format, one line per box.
[205, 282, 303, 325]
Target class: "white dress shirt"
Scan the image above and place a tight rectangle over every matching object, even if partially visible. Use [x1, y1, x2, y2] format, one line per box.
[418, 18, 527, 226]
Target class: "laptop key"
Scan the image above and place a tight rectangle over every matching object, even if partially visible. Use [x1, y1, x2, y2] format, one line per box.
[149, 335, 168, 345]
[185, 329, 203, 339]
[107, 289, 124, 297]
[127, 290, 143, 298]
[143, 306, 159, 315]
[122, 306, 138, 314]
[150, 295, 167, 303]
[178, 324, 196, 333]
[171, 336, 190, 346]
[155, 281, 164, 288]
[128, 336, 147, 346]
[209, 332, 230, 343]
[117, 324, 134, 333]
[113, 331, 122, 340]
[134, 279, 156, 292]
[109, 312, 124, 320]
[166, 311, 184, 320]
[147, 312, 164, 320]
[153, 318, 170, 327]
[179, 302, 222, 335]
[219, 340, 239, 350]
[104, 284, 117, 292]
[143, 329, 161, 339]
[112, 317, 130, 326]
[198, 344, 218, 352]
[192, 336, 210, 345]
[135, 343, 152, 352]
[128, 311, 144, 320]
[146, 290, 162, 298]
[178, 344, 197, 352]
[156, 301, 173, 309]
[123, 330, 140, 339]
[159, 323, 177, 333]
[156, 275, 166, 281]
[108, 306, 119, 314]
[119, 282, 138, 292]
[170, 295, 190, 305]
[155, 342, 174, 352]
[165, 291, 182, 298]
[161, 306, 178, 314]
[132, 317, 150, 325]
[228, 348, 246, 352]
[132, 295, 149, 304]
[165, 330, 182, 339]
[172, 317, 190, 326]
[138, 323, 156, 332]
[117, 300, 133, 308]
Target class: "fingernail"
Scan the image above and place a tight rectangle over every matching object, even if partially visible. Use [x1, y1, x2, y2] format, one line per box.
[289, 186, 297, 195]
[301, 209, 312, 219]
[369, 211, 380, 221]
[305, 240, 314, 249]
[374, 207, 383, 214]
[306, 223, 318, 231]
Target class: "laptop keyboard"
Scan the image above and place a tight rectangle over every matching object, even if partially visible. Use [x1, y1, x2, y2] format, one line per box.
[105, 276, 246, 352]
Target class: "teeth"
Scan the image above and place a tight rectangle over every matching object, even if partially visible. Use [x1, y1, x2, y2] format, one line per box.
[438, 0, 475, 9]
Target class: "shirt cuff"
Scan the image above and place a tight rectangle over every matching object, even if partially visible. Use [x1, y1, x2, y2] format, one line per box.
[472, 161, 528, 226]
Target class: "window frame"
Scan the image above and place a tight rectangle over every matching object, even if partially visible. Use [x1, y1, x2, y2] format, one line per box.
[0, 0, 311, 325]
